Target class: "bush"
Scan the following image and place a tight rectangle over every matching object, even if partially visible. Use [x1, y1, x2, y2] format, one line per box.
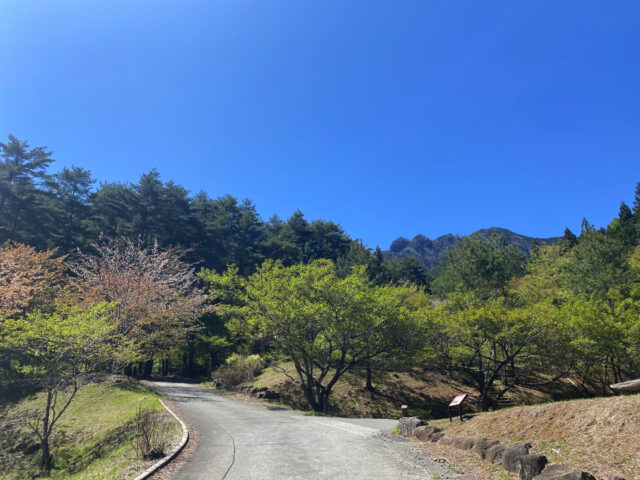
[132, 406, 172, 460]
[213, 354, 264, 388]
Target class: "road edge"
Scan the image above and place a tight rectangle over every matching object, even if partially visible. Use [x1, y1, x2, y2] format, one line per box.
[131, 399, 190, 480]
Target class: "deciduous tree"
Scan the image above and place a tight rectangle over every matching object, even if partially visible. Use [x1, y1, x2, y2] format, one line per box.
[71, 236, 209, 376]
[203, 260, 422, 413]
[1, 303, 124, 471]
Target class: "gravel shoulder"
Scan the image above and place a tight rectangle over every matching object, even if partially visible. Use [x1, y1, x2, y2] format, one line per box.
[148, 381, 459, 480]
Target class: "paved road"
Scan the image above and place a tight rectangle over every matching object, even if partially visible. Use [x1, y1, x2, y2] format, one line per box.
[150, 382, 458, 480]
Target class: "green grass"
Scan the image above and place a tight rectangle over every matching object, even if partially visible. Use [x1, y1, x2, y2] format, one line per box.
[0, 377, 179, 480]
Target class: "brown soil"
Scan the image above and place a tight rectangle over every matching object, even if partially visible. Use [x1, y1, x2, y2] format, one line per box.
[246, 363, 588, 419]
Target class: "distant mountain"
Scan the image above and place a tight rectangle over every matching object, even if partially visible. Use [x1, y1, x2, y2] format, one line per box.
[383, 227, 562, 270]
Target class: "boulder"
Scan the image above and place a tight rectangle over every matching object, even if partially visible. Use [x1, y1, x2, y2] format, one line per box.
[397, 416, 426, 437]
[606, 475, 626, 480]
[474, 437, 500, 460]
[520, 455, 548, 480]
[503, 442, 533, 472]
[430, 431, 445, 442]
[487, 444, 506, 463]
[414, 425, 442, 442]
[533, 463, 597, 480]
[452, 437, 475, 450]
[438, 435, 454, 446]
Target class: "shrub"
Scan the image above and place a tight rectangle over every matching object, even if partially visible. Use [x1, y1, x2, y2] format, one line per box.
[132, 406, 172, 460]
[213, 354, 264, 388]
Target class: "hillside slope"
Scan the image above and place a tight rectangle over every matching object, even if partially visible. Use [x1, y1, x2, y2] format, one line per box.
[0, 377, 180, 480]
[240, 363, 584, 419]
[427, 394, 640, 480]
[384, 227, 561, 270]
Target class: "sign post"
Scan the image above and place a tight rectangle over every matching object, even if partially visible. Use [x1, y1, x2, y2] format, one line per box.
[448, 394, 467, 422]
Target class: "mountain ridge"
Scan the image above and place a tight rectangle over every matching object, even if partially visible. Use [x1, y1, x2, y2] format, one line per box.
[383, 227, 562, 270]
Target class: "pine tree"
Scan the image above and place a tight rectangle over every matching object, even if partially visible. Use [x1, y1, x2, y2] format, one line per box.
[0, 136, 55, 247]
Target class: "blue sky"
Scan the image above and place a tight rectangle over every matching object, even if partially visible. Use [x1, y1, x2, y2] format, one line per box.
[1, 1, 639, 248]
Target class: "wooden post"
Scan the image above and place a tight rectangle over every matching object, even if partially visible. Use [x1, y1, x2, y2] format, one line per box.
[401, 405, 409, 417]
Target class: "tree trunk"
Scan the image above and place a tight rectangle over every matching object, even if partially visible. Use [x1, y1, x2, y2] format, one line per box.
[365, 361, 373, 391]
[143, 359, 154, 378]
[40, 437, 51, 471]
[40, 390, 53, 471]
[188, 348, 195, 377]
[182, 351, 188, 376]
[480, 381, 492, 412]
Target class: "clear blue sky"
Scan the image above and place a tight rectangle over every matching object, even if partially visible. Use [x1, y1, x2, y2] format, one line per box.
[1, 1, 639, 248]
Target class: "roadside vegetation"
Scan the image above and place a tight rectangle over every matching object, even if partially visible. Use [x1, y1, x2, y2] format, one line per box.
[0, 378, 179, 480]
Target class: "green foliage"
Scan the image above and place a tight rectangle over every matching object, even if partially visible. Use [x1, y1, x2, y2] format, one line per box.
[0, 135, 54, 248]
[433, 234, 525, 299]
[213, 353, 265, 388]
[1, 302, 137, 471]
[2, 303, 125, 379]
[0, 136, 369, 280]
[424, 291, 567, 410]
[3, 132, 640, 420]
[202, 260, 424, 412]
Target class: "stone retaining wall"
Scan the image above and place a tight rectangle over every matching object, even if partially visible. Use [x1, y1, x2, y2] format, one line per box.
[397, 418, 623, 480]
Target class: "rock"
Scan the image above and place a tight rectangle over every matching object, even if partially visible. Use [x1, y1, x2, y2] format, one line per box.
[414, 425, 442, 442]
[389, 237, 411, 252]
[439, 435, 453, 446]
[487, 444, 506, 463]
[520, 454, 548, 480]
[533, 463, 597, 480]
[210, 379, 223, 389]
[430, 431, 445, 442]
[397, 416, 426, 437]
[145, 446, 164, 460]
[451, 437, 475, 450]
[503, 442, 533, 472]
[606, 475, 625, 480]
[474, 437, 500, 460]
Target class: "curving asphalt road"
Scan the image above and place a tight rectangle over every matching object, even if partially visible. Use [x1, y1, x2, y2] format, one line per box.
[149, 382, 458, 480]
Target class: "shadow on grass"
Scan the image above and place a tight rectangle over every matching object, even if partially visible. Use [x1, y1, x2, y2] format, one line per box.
[52, 419, 137, 476]
[0, 379, 43, 406]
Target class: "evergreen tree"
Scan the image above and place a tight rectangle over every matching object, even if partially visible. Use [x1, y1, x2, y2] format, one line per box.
[0, 136, 55, 247]
[90, 182, 137, 238]
[561, 227, 578, 249]
[48, 166, 95, 251]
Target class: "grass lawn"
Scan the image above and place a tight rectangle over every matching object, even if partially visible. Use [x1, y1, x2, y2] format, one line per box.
[0, 376, 180, 480]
